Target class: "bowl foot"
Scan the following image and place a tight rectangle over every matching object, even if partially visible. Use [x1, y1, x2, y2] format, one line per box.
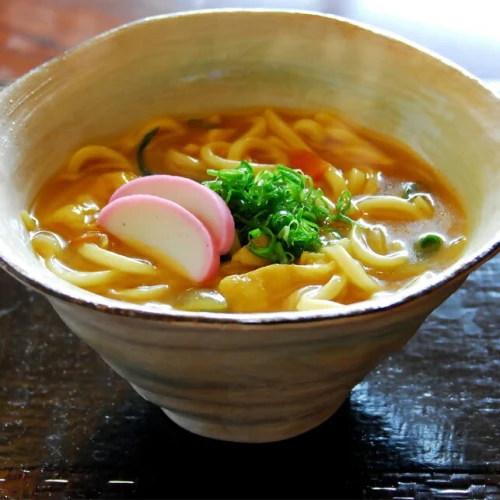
[161, 406, 337, 443]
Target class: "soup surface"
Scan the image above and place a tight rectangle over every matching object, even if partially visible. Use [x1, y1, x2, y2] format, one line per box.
[22, 107, 468, 313]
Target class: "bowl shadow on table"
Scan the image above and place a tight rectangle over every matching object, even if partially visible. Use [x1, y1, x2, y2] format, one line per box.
[71, 386, 416, 499]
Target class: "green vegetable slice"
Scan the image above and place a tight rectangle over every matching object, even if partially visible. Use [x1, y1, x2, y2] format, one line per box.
[137, 127, 159, 176]
[402, 181, 430, 199]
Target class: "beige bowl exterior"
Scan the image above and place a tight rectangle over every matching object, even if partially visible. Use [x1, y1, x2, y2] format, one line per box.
[0, 9, 499, 443]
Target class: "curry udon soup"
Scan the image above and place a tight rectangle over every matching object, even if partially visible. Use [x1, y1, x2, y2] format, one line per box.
[21, 107, 468, 314]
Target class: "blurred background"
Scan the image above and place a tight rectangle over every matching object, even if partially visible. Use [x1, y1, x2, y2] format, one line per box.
[1, 0, 500, 84]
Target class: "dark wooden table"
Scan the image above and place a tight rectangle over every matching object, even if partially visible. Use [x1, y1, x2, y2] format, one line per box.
[1, 2, 500, 499]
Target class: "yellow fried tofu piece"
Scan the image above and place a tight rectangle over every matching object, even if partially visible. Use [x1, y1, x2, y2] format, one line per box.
[230, 245, 269, 268]
[297, 251, 332, 266]
[218, 262, 335, 313]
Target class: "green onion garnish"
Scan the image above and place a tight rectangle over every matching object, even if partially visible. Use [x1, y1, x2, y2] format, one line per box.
[333, 190, 355, 225]
[203, 161, 351, 264]
[137, 127, 159, 176]
[402, 181, 430, 199]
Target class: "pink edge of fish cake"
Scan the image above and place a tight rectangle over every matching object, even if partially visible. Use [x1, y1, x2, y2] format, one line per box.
[109, 174, 235, 255]
[97, 194, 219, 283]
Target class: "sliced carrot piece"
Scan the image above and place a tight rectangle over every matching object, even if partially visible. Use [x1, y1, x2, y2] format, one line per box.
[288, 150, 329, 179]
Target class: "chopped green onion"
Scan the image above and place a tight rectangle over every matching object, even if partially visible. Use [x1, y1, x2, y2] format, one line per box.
[402, 181, 430, 199]
[333, 189, 355, 225]
[415, 233, 443, 254]
[203, 161, 351, 264]
[137, 127, 159, 176]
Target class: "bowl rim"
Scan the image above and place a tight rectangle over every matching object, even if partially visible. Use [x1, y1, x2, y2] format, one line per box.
[1, 7, 499, 326]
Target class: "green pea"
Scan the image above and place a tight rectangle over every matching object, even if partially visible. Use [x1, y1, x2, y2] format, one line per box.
[415, 233, 443, 254]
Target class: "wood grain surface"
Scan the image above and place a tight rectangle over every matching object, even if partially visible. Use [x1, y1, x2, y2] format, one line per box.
[1, 0, 500, 82]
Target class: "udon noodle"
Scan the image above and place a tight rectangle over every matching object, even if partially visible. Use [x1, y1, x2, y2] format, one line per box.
[22, 107, 468, 313]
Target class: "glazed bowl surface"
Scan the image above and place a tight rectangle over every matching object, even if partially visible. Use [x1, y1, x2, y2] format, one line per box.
[0, 9, 499, 443]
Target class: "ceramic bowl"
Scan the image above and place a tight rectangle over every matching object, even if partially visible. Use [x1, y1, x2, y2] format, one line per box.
[0, 9, 499, 443]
